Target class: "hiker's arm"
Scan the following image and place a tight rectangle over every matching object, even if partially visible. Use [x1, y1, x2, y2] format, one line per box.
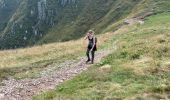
[83, 33, 88, 48]
[84, 33, 89, 40]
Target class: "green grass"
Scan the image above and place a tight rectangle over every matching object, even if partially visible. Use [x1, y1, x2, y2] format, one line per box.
[33, 13, 170, 100]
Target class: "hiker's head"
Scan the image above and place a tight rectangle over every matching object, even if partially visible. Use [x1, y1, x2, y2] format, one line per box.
[88, 30, 94, 36]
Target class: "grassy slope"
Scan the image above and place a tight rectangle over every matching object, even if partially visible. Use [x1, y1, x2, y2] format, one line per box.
[0, 31, 112, 81]
[33, 13, 170, 100]
[39, 0, 140, 44]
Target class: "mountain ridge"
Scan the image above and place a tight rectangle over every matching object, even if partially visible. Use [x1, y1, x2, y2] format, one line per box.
[0, 0, 169, 49]
[0, 0, 142, 49]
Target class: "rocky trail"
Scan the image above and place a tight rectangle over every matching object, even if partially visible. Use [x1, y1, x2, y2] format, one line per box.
[0, 49, 112, 100]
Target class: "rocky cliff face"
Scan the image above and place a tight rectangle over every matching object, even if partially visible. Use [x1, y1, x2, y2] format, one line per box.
[0, 0, 20, 32]
[0, 0, 149, 49]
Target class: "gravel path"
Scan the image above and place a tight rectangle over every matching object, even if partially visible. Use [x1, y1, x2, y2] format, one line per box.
[0, 50, 112, 100]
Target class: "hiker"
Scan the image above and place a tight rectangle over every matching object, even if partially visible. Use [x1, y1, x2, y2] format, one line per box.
[84, 30, 97, 64]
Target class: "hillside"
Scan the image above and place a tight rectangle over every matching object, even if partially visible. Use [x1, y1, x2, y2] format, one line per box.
[0, 0, 145, 49]
[1, 0, 170, 49]
[33, 12, 170, 100]
[0, 0, 170, 99]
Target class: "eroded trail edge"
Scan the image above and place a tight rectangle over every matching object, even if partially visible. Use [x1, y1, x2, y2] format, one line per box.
[0, 50, 112, 100]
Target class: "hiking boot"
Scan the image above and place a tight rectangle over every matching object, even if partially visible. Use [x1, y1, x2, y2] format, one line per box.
[91, 60, 94, 64]
[86, 59, 91, 63]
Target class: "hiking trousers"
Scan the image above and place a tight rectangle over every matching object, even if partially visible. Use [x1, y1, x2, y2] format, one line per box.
[86, 49, 95, 63]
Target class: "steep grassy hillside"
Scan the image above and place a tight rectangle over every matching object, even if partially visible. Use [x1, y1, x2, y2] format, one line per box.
[1, 0, 169, 49]
[33, 12, 170, 100]
[40, 0, 140, 43]
[0, 0, 142, 49]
